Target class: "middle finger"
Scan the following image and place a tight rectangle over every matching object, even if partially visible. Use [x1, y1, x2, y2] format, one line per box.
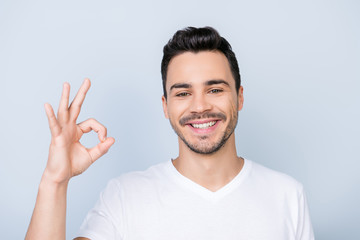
[69, 79, 91, 121]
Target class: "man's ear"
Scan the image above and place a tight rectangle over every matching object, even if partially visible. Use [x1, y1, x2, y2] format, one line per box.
[238, 86, 244, 111]
[162, 95, 169, 119]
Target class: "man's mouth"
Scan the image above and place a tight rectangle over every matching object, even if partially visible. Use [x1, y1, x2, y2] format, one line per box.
[179, 112, 226, 127]
[190, 120, 217, 129]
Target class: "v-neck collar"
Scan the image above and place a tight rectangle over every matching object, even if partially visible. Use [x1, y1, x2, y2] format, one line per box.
[165, 158, 252, 203]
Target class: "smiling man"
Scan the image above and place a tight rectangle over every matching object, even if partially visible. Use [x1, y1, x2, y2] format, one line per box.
[26, 27, 314, 240]
[162, 49, 244, 192]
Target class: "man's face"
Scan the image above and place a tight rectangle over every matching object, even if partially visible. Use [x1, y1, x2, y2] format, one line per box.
[162, 51, 244, 154]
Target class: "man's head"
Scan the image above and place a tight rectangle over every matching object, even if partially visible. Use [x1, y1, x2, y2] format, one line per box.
[161, 27, 244, 155]
[161, 26, 241, 99]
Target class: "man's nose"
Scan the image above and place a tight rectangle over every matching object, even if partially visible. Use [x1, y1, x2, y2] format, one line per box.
[189, 94, 212, 113]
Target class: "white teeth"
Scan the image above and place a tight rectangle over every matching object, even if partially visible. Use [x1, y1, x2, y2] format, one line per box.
[191, 121, 216, 129]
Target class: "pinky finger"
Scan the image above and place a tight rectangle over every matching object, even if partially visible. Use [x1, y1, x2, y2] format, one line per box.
[44, 103, 61, 137]
[88, 137, 115, 163]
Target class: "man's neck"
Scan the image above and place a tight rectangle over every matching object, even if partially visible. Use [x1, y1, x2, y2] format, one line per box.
[172, 135, 243, 192]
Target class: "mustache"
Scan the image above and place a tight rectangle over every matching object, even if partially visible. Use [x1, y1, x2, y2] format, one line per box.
[179, 112, 227, 126]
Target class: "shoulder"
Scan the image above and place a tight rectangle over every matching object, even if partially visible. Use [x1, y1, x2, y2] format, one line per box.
[105, 161, 170, 193]
[246, 159, 304, 194]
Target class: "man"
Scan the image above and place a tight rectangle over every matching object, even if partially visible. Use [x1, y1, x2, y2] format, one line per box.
[26, 27, 314, 240]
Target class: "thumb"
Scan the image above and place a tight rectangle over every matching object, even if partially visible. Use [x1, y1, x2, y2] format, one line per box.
[88, 137, 115, 162]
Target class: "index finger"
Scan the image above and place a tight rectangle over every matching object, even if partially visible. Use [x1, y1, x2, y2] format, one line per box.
[69, 78, 91, 121]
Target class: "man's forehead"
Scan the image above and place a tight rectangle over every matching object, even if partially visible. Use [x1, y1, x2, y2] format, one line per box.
[166, 51, 234, 87]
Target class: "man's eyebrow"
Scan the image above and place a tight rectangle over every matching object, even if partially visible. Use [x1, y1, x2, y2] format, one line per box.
[205, 79, 230, 86]
[169, 83, 192, 91]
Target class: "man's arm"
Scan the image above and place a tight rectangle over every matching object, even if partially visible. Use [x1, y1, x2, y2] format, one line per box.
[25, 79, 115, 240]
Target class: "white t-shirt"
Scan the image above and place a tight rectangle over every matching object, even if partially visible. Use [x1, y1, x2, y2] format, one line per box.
[77, 159, 314, 240]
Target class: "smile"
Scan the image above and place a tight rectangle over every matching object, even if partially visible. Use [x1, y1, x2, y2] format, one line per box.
[191, 121, 217, 129]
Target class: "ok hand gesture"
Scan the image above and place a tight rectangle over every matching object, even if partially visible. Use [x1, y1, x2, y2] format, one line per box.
[44, 79, 115, 184]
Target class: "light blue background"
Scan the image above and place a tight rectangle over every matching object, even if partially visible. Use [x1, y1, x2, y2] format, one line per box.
[1, 0, 359, 239]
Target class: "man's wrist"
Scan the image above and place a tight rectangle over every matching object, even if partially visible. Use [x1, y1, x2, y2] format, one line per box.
[40, 169, 70, 189]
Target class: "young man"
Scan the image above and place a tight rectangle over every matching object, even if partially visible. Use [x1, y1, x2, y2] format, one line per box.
[26, 27, 314, 240]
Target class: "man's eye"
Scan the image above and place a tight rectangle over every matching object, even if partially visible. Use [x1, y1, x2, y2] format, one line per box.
[176, 92, 190, 97]
[209, 89, 223, 94]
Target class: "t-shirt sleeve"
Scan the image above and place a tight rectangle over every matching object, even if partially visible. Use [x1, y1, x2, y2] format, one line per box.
[296, 188, 315, 240]
[76, 179, 124, 240]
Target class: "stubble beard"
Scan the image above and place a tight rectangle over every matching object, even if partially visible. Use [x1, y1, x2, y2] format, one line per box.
[169, 109, 238, 155]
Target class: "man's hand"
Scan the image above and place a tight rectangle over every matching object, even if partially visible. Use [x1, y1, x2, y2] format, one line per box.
[44, 79, 115, 183]
[25, 79, 114, 240]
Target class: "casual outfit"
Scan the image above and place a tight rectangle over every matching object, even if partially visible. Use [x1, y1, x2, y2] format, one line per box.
[78, 159, 314, 240]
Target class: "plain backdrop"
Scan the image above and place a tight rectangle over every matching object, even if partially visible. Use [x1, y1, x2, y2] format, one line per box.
[1, 0, 359, 239]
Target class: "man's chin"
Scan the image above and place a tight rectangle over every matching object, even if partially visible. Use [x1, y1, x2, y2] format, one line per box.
[184, 140, 224, 155]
